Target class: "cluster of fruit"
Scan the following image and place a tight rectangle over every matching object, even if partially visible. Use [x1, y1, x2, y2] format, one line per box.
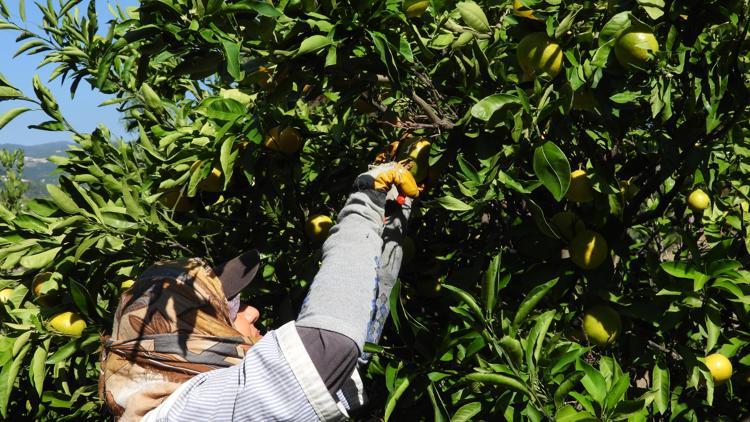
[552, 167, 725, 380]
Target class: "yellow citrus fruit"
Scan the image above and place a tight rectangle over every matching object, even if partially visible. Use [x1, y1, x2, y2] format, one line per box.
[513, 0, 540, 20]
[402, 236, 416, 264]
[48, 311, 87, 337]
[687, 189, 710, 212]
[582, 305, 621, 346]
[198, 167, 223, 192]
[264, 126, 304, 155]
[120, 279, 135, 291]
[705, 353, 732, 385]
[550, 211, 585, 240]
[397, 137, 431, 182]
[566, 170, 594, 203]
[160, 190, 193, 212]
[403, 0, 429, 18]
[517, 32, 563, 80]
[32, 272, 55, 297]
[306, 214, 333, 242]
[569, 230, 609, 270]
[614, 25, 659, 70]
[0, 288, 13, 302]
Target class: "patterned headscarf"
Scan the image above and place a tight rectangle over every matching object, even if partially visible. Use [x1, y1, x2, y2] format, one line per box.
[99, 258, 257, 420]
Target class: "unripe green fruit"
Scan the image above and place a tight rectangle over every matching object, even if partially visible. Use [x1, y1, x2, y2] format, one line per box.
[403, 0, 429, 18]
[687, 189, 710, 212]
[614, 25, 659, 70]
[583, 305, 621, 346]
[565, 170, 594, 203]
[517, 33, 563, 80]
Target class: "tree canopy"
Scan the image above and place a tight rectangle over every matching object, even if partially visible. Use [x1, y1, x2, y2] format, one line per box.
[0, 0, 749, 419]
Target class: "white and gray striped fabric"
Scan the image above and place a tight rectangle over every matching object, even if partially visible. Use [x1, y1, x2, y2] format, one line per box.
[142, 322, 362, 421]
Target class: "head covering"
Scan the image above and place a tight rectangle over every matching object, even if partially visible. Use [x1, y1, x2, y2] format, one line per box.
[99, 255, 260, 420]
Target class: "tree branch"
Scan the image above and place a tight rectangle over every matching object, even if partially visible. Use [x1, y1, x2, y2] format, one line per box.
[408, 90, 456, 130]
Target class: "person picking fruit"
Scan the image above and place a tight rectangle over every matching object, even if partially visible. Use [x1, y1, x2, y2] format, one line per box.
[99, 162, 419, 421]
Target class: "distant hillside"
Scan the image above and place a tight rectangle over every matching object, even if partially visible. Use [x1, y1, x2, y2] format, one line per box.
[0, 141, 71, 198]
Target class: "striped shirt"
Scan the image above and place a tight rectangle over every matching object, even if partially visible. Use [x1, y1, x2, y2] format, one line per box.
[142, 322, 364, 421]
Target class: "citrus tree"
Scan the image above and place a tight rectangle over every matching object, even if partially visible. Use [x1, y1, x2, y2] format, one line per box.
[0, 0, 749, 419]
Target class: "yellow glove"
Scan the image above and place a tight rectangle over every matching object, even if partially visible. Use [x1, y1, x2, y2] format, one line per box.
[355, 163, 420, 198]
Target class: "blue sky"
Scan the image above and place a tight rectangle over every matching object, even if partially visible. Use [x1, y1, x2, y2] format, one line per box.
[0, 0, 139, 146]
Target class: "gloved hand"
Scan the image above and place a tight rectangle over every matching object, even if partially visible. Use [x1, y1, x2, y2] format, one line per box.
[353, 162, 420, 199]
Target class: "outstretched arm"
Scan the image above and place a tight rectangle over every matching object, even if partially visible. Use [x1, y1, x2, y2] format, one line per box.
[296, 163, 417, 350]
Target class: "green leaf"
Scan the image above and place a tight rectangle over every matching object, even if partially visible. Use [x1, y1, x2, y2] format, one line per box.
[705, 306, 721, 353]
[140, 83, 162, 111]
[0, 343, 30, 418]
[0, 107, 30, 130]
[46, 185, 79, 214]
[482, 253, 500, 314]
[605, 374, 630, 412]
[19, 247, 61, 269]
[599, 12, 631, 46]
[525, 309, 555, 369]
[637, 0, 664, 19]
[512, 278, 557, 328]
[223, 0, 282, 16]
[652, 360, 669, 414]
[450, 402, 481, 422]
[436, 196, 473, 212]
[532, 141, 571, 201]
[443, 284, 485, 324]
[297, 35, 331, 55]
[463, 372, 530, 396]
[384, 373, 413, 422]
[578, 359, 607, 405]
[471, 94, 519, 121]
[498, 336, 523, 368]
[660, 261, 706, 280]
[457, 1, 490, 33]
[555, 405, 598, 422]
[29, 346, 46, 397]
[220, 38, 243, 80]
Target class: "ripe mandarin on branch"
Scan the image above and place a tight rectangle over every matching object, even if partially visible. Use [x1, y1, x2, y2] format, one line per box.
[396, 137, 431, 183]
[264, 126, 304, 155]
[705, 353, 732, 385]
[569, 230, 608, 270]
[48, 311, 87, 337]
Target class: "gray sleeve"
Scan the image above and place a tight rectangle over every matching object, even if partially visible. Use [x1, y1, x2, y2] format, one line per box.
[295, 190, 386, 351]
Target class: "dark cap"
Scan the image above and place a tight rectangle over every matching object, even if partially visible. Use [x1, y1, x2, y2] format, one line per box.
[212, 250, 261, 299]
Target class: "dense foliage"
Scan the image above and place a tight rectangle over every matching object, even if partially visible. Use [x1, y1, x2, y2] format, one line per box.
[0, 0, 749, 419]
